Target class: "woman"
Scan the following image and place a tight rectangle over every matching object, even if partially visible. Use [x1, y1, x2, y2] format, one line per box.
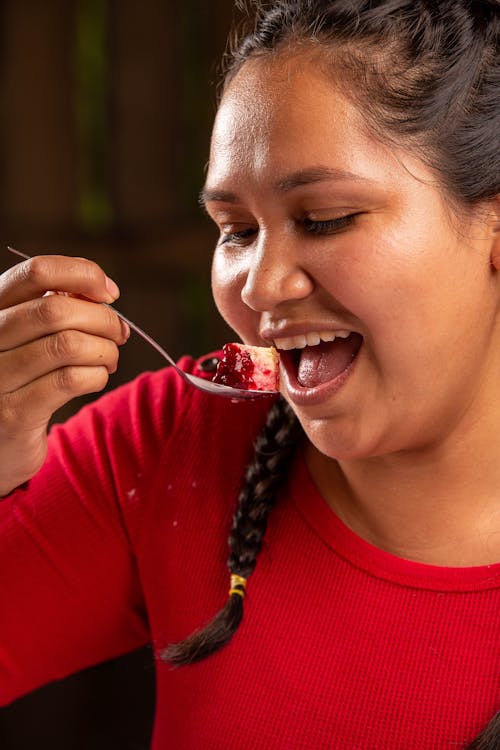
[1, 1, 499, 747]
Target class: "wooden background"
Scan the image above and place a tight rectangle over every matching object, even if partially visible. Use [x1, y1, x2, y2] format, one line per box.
[0, 0, 236, 747]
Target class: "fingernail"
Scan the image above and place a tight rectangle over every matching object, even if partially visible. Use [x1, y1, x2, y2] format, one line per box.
[105, 276, 120, 299]
[120, 318, 130, 341]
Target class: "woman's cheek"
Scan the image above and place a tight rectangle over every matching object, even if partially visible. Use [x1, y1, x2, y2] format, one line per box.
[211, 249, 252, 337]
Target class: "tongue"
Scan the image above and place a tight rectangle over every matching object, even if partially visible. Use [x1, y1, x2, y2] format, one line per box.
[297, 336, 361, 388]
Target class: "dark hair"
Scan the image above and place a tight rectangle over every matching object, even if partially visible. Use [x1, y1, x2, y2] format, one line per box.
[166, 2, 500, 746]
[225, 0, 500, 207]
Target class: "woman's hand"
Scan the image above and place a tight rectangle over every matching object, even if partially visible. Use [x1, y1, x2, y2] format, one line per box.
[0, 255, 130, 496]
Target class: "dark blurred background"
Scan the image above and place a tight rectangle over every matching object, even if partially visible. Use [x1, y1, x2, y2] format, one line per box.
[0, 0, 236, 747]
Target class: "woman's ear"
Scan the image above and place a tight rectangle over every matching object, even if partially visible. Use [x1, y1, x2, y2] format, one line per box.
[488, 196, 500, 270]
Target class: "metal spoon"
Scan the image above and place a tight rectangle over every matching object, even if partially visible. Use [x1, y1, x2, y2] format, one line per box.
[6, 247, 278, 400]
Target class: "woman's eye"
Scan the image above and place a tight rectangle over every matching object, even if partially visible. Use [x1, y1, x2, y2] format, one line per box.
[220, 227, 257, 245]
[303, 214, 358, 235]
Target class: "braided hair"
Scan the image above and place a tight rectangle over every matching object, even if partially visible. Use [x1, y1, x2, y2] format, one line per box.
[162, 397, 302, 665]
[467, 715, 500, 750]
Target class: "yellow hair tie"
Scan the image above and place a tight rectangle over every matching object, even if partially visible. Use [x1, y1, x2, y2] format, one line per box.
[229, 574, 247, 598]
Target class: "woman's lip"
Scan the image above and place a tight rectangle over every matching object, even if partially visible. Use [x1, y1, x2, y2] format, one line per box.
[279, 344, 362, 404]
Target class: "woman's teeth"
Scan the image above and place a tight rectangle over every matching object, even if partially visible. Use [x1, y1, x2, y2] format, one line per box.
[274, 330, 352, 350]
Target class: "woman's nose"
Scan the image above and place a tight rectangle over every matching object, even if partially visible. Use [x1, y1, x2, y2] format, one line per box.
[241, 234, 314, 312]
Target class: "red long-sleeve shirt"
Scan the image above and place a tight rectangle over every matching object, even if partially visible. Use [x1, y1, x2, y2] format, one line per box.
[1, 356, 500, 749]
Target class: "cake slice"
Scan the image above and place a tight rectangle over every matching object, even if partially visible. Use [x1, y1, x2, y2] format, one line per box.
[212, 343, 280, 392]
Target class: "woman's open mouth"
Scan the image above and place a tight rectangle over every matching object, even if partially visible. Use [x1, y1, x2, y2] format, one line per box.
[276, 330, 363, 396]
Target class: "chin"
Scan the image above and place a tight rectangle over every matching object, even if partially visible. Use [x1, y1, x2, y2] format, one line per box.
[302, 418, 388, 463]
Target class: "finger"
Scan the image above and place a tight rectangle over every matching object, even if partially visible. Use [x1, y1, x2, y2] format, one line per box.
[0, 331, 121, 393]
[1, 366, 111, 435]
[0, 255, 120, 308]
[0, 294, 129, 350]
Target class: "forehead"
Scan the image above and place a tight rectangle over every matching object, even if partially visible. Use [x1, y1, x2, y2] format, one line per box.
[207, 55, 382, 186]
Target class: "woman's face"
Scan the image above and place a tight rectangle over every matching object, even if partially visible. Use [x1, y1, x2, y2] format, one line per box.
[205, 56, 500, 460]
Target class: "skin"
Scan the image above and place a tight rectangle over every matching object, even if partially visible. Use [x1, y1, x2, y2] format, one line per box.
[0, 255, 129, 496]
[205, 55, 500, 566]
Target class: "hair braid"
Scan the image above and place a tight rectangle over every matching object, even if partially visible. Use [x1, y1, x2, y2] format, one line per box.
[163, 397, 302, 666]
[466, 711, 500, 750]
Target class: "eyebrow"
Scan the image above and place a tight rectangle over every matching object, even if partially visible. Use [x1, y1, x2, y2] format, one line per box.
[199, 166, 372, 208]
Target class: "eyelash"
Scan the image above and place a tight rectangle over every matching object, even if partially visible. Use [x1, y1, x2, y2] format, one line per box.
[220, 227, 256, 245]
[303, 214, 357, 234]
[220, 214, 358, 245]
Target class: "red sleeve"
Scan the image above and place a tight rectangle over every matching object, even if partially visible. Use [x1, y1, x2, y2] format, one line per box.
[0, 365, 187, 705]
